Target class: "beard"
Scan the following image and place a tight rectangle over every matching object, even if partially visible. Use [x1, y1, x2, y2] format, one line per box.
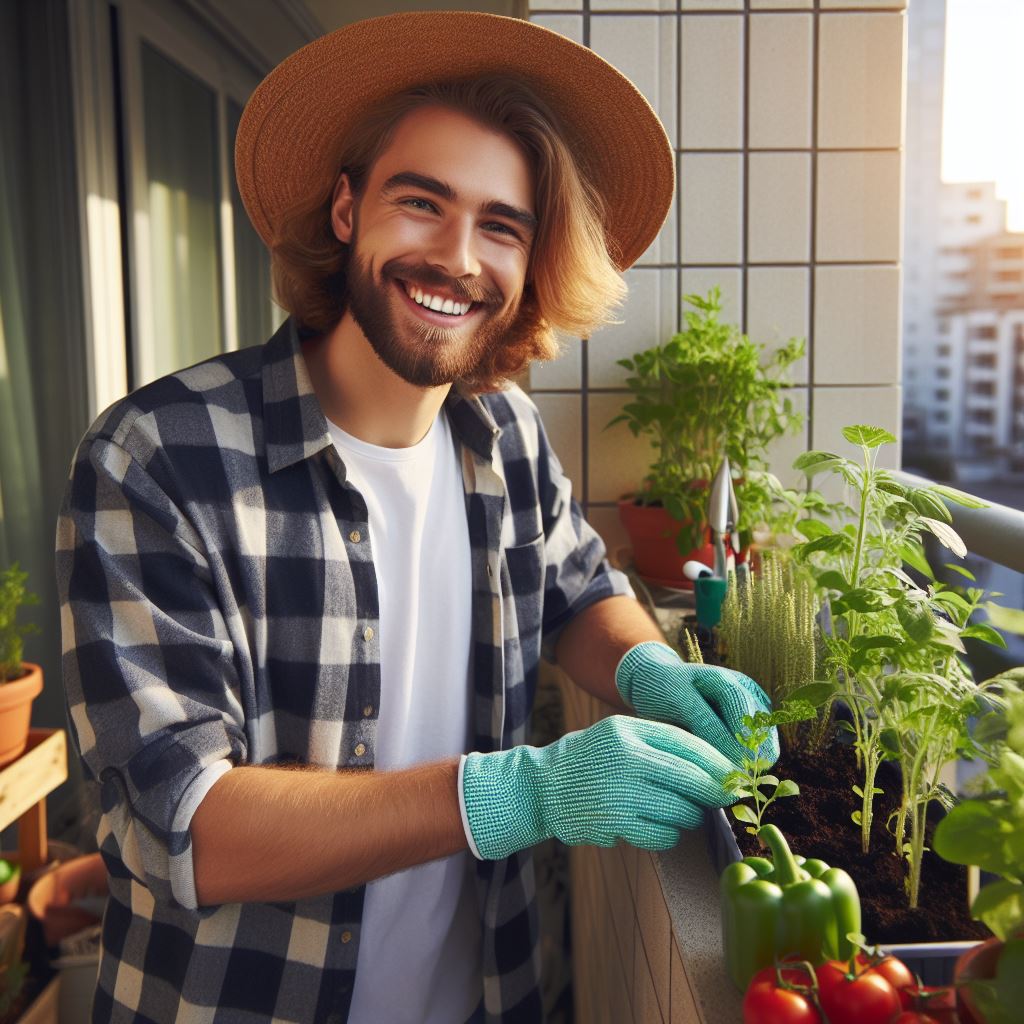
[341, 229, 534, 389]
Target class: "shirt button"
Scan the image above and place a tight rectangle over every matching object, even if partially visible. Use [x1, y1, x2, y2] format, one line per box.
[341, 930, 352, 943]
[354, 743, 366, 756]
[363, 704, 373, 717]
[349, 530, 361, 543]
[363, 626, 374, 642]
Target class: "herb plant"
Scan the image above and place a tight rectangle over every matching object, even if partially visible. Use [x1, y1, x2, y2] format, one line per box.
[723, 703, 816, 839]
[789, 425, 1015, 907]
[0, 563, 40, 683]
[608, 287, 804, 554]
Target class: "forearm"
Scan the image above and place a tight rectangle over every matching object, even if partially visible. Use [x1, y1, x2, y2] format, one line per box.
[553, 595, 666, 713]
[190, 757, 466, 906]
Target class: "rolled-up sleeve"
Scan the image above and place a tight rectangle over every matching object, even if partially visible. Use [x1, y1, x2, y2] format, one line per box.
[530, 407, 635, 664]
[55, 435, 247, 912]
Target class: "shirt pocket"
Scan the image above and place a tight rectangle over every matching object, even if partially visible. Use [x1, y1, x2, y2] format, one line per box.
[502, 534, 545, 644]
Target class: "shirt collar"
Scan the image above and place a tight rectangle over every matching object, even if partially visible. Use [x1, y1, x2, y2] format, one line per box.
[261, 316, 501, 474]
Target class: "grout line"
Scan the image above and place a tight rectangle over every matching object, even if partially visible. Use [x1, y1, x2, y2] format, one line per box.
[809, 0, 819, 458]
[582, 0, 591, 517]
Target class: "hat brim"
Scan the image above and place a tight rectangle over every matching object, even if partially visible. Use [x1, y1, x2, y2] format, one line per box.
[235, 11, 674, 272]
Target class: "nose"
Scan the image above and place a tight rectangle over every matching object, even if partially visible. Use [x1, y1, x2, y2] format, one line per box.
[425, 213, 482, 282]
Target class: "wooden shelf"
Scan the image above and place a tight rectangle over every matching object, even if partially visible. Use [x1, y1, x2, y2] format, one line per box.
[0, 730, 68, 872]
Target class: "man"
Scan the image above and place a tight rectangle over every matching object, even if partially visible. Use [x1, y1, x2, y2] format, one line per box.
[56, 12, 777, 1024]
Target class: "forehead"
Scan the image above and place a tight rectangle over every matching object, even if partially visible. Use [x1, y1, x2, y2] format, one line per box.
[369, 105, 536, 210]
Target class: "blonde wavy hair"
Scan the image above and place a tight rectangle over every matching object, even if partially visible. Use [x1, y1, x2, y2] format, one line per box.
[270, 73, 628, 393]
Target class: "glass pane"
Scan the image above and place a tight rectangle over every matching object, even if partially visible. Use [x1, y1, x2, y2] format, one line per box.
[141, 42, 222, 378]
[227, 98, 282, 347]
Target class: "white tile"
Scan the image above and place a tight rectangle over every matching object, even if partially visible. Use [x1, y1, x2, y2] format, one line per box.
[680, 269, 743, 327]
[810, 386, 902, 471]
[746, 267, 810, 384]
[636, 162, 679, 268]
[588, 392, 658, 503]
[590, 15, 678, 150]
[682, 0, 743, 9]
[765, 386, 810, 490]
[821, 0, 906, 8]
[819, 13, 905, 149]
[593, 0, 674, 9]
[749, 153, 811, 263]
[680, 154, 743, 264]
[813, 265, 901, 385]
[533, 393, 583, 503]
[681, 15, 744, 150]
[529, 336, 582, 390]
[589, 269, 678, 387]
[749, 14, 813, 149]
[529, 13, 584, 44]
[751, 0, 812, 7]
[530, 0, 582, 9]
[816, 151, 902, 262]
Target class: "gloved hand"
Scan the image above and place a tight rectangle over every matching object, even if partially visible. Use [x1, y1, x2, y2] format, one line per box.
[461, 714, 737, 861]
[614, 641, 778, 768]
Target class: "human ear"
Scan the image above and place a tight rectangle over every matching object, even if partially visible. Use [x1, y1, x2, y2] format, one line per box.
[330, 172, 356, 244]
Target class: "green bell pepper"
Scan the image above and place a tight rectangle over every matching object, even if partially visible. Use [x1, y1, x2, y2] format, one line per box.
[720, 823, 861, 991]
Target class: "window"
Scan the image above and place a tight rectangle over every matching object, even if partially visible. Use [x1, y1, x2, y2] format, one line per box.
[970, 381, 996, 397]
[970, 352, 997, 369]
[995, 270, 1022, 282]
[996, 246, 1024, 259]
[937, 343, 952, 356]
[969, 325, 998, 340]
[966, 214, 982, 224]
[935, 388, 950, 401]
[937, 366, 951, 379]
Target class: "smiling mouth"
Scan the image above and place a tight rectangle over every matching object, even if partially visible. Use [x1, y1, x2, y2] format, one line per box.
[392, 278, 484, 326]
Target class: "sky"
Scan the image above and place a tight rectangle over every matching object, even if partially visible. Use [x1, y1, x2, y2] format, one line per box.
[942, 0, 1024, 231]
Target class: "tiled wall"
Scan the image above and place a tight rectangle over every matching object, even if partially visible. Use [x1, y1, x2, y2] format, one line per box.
[526, 0, 907, 557]
[554, 661, 701, 1023]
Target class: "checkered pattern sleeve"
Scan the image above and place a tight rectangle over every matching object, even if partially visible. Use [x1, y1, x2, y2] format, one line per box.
[56, 429, 248, 913]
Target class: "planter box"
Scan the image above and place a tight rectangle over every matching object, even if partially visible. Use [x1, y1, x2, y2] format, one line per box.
[705, 806, 981, 985]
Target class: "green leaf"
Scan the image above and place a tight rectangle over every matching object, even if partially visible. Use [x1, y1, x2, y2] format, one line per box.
[933, 800, 1009, 875]
[731, 804, 759, 825]
[900, 540, 935, 579]
[815, 570, 850, 592]
[944, 564, 977, 582]
[760, 775, 780, 788]
[775, 780, 800, 798]
[879, 729, 901, 755]
[985, 603, 1024, 636]
[793, 451, 844, 477]
[961, 623, 1008, 649]
[801, 533, 856, 557]
[897, 601, 936, 644]
[832, 588, 898, 614]
[851, 810, 862, 825]
[841, 424, 896, 449]
[908, 488, 953, 523]
[786, 682, 835, 708]
[851, 635, 903, 652]
[971, 880, 1024, 941]
[930, 483, 989, 509]
[795, 519, 833, 541]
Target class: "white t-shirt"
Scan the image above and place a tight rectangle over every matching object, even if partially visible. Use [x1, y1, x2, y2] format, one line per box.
[326, 410, 482, 1024]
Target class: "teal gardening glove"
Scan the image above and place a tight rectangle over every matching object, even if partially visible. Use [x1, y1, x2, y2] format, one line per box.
[462, 715, 738, 860]
[615, 641, 779, 767]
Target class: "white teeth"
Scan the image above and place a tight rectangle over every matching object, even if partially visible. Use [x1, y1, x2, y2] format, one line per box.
[402, 280, 470, 316]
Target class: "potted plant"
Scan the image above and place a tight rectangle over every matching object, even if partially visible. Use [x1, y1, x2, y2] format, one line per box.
[933, 688, 1024, 1024]
[0, 563, 43, 768]
[704, 425, 1023, 983]
[607, 287, 804, 588]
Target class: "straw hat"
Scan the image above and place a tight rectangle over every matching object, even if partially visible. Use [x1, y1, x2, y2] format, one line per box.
[234, 10, 674, 272]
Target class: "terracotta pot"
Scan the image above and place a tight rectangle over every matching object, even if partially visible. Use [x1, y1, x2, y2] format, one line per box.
[954, 935, 1003, 1024]
[0, 663, 43, 768]
[27, 853, 108, 949]
[617, 498, 713, 589]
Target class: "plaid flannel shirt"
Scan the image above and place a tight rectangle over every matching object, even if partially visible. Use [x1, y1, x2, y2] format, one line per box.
[55, 316, 633, 1023]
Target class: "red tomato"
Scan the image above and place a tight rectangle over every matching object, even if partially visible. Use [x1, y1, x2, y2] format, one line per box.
[816, 959, 903, 1024]
[743, 964, 823, 1024]
[891, 1013, 940, 1024]
[856, 954, 917, 1007]
[898, 984, 959, 1024]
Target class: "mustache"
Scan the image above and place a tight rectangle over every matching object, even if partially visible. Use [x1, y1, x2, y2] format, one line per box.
[384, 261, 500, 307]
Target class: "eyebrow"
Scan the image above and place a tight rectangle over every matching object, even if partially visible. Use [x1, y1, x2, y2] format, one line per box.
[380, 171, 538, 237]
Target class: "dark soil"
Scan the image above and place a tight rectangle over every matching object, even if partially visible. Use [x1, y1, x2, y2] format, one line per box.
[730, 737, 992, 945]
